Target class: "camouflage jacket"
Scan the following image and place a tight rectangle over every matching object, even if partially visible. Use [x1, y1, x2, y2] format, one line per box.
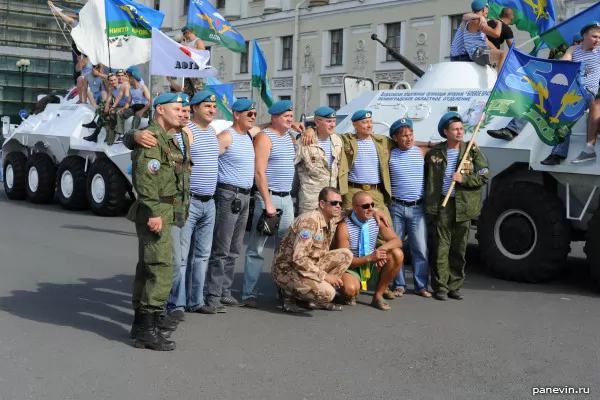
[272, 210, 338, 282]
[294, 134, 343, 212]
[126, 121, 192, 227]
[424, 141, 489, 222]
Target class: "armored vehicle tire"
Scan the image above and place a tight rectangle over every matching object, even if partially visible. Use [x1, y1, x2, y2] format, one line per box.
[3, 152, 27, 200]
[26, 153, 57, 204]
[584, 209, 600, 286]
[477, 181, 570, 283]
[86, 157, 125, 217]
[57, 156, 88, 211]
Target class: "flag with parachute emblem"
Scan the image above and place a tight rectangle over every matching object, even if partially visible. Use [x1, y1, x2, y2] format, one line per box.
[186, 0, 246, 53]
[539, 3, 600, 48]
[71, 0, 164, 68]
[252, 39, 274, 108]
[484, 45, 588, 145]
[206, 83, 235, 121]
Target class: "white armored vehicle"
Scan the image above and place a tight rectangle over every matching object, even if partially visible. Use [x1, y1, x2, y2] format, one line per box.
[331, 35, 600, 285]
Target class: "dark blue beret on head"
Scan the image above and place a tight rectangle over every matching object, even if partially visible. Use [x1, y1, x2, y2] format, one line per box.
[314, 106, 336, 119]
[268, 100, 294, 115]
[232, 99, 255, 112]
[389, 117, 413, 136]
[153, 92, 184, 107]
[190, 90, 216, 105]
[438, 112, 463, 138]
[351, 109, 372, 122]
[580, 21, 600, 36]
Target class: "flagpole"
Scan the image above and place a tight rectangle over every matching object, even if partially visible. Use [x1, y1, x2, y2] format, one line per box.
[441, 112, 486, 208]
[517, 35, 539, 49]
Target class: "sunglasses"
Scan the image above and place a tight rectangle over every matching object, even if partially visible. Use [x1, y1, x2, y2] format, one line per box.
[246, 111, 257, 117]
[359, 202, 375, 210]
[328, 200, 342, 206]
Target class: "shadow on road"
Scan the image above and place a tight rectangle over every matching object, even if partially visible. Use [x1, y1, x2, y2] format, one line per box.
[0, 274, 134, 343]
[62, 224, 137, 237]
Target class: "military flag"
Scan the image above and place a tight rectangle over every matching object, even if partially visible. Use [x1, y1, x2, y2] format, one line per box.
[252, 39, 274, 108]
[186, 0, 246, 53]
[71, 0, 164, 68]
[206, 83, 235, 121]
[485, 45, 588, 145]
[539, 2, 600, 48]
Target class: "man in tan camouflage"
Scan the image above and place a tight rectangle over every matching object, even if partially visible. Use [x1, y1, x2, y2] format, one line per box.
[272, 187, 353, 313]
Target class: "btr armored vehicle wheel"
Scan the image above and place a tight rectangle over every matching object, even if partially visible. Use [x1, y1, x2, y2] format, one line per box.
[3, 152, 27, 200]
[477, 181, 570, 283]
[584, 209, 600, 287]
[26, 153, 56, 204]
[86, 157, 125, 216]
[57, 156, 88, 211]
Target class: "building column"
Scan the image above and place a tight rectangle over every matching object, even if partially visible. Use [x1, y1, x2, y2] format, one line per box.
[264, 0, 282, 14]
[224, 0, 241, 20]
[171, 0, 183, 30]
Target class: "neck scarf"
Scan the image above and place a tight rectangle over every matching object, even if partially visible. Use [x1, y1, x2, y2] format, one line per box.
[351, 212, 373, 290]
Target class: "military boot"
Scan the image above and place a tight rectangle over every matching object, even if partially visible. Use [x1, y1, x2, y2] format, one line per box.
[132, 312, 176, 351]
[83, 125, 102, 143]
[128, 309, 141, 339]
[105, 128, 116, 145]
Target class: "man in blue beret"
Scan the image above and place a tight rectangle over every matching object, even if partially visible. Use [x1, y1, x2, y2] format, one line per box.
[242, 99, 297, 308]
[115, 70, 151, 139]
[126, 92, 189, 351]
[181, 24, 206, 50]
[450, 0, 501, 62]
[424, 112, 489, 301]
[295, 106, 344, 214]
[205, 99, 258, 311]
[387, 118, 432, 299]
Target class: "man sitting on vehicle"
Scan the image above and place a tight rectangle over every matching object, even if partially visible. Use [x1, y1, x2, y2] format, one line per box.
[115, 70, 151, 139]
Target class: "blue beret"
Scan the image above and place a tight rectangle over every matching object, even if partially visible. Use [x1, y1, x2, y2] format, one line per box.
[129, 71, 142, 81]
[471, 0, 488, 11]
[438, 112, 463, 138]
[580, 21, 600, 36]
[153, 92, 185, 107]
[351, 109, 373, 122]
[314, 106, 336, 119]
[190, 90, 216, 105]
[268, 100, 294, 115]
[180, 93, 191, 107]
[390, 118, 413, 135]
[181, 24, 193, 33]
[232, 99, 255, 112]
[573, 33, 583, 43]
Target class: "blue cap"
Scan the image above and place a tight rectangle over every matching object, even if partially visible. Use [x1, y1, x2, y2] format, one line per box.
[190, 90, 216, 105]
[232, 99, 255, 112]
[390, 118, 413, 135]
[580, 21, 600, 36]
[471, 0, 488, 11]
[153, 92, 185, 107]
[268, 100, 294, 115]
[351, 109, 372, 122]
[181, 24, 193, 33]
[573, 33, 583, 43]
[437, 112, 463, 138]
[181, 93, 191, 107]
[126, 65, 138, 74]
[314, 106, 336, 119]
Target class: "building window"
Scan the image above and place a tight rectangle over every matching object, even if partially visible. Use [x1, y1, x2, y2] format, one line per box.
[183, 0, 189, 13]
[280, 95, 291, 101]
[328, 94, 341, 111]
[240, 41, 249, 73]
[450, 14, 463, 44]
[330, 29, 343, 66]
[281, 35, 293, 70]
[217, 0, 226, 8]
[154, 0, 160, 11]
[385, 22, 401, 61]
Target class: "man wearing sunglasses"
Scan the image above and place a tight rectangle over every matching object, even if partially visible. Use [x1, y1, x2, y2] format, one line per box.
[334, 191, 403, 311]
[272, 187, 353, 313]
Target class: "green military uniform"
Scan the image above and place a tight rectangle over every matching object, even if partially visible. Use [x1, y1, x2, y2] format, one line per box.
[424, 140, 489, 294]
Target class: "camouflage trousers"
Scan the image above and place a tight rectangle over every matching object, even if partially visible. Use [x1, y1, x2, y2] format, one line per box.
[274, 249, 353, 304]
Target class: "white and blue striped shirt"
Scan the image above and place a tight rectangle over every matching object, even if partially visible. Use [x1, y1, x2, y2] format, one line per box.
[389, 146, 424, 202]
[443, 149, 460, 198]
[573, 46, 600, 96]
[264, 129, 296, 193]
[348, 138, 381, 184]
[174, 132, 185, 154]
[187, 121, 219, 196]
[345, 216, 379, 258]
[463, 22, 487, 58]
[129, 84, 148, 105]
[218, 128, 255, 189]
[319, 137, 333, 169]
[450, 23, 466, 57]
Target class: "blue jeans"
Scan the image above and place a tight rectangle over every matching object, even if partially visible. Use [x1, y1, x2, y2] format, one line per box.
[242, 192, 294, 301]
[389, 202, 429, 292]
[551, 92, 595, 158]
[507, 117, 528, 135]
[167, 197, 216, 312]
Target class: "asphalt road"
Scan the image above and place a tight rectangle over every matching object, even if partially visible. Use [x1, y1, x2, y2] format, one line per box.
[0, 189, 598, 400]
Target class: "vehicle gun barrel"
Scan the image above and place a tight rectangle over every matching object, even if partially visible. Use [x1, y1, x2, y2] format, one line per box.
[371, 34, 425, 78]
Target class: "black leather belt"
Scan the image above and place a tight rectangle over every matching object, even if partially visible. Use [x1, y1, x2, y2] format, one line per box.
[269, 190, 291, 197]
[159, 196, 175, 204]
[392, 197, 423, 207]
[348, 182, 379, 191]
[191, 193, 214, 202]
[218, 183, 251, 195]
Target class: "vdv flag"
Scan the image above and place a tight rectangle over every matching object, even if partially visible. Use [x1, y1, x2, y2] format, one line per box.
[206, 83, 235, 121]
[540, 3, 600, 48]
[485, 45, 588, 145]
[252, 39, 274, 108]
[71, 0, 164, 68]
[151, 27, 218, 78]
[187, 0, 246, 53]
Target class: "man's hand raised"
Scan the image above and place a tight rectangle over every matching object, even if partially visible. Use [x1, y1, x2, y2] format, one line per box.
[134, 130, 157, 149]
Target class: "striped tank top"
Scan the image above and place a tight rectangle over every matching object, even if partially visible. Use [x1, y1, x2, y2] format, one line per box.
[218, 128, 255, 189]
[348, 138, 381, 184]
[88, 75, 104, 96]
[442, 149, 460, 198]
[187, 121, 219, 196]
[264, 129, 296, 193]
[450, 23, 466, 57]
[573, 46, 600, 96]
[463, 22, 487, 58]
[389, 146, 424, 201]
[111, 86, 129, 107]
[129, 84, 148, 105]
[318, 137, 333, 168]
[345, 216, 379, 257]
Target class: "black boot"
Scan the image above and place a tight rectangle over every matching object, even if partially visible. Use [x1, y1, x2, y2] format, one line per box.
[132, 312, 176, 351]
[82, 119, 98, 129]
[129, 309, 141, 339]
[83, 126, 101, 142]
[487, 128, 517, 141]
